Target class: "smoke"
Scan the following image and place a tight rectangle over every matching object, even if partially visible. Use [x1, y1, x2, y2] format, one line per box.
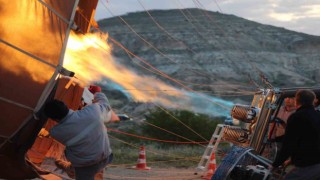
[183, 91, 234, 116]
[106, 80, 234, 117]
[64, 32, 233, 117]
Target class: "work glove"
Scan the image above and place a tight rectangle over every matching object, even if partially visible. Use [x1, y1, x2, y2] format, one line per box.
[88, 85, 101, 94]
[38, 128, 50, 137]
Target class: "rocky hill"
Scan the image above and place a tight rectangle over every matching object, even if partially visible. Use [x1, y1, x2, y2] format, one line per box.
[98, 9, 320, 111]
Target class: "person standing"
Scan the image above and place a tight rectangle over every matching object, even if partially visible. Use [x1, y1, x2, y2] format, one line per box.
[43, 85, 113, 180]
[314, 97, 320, 112]
[272, 89, 320, 180]
[269, 97, 296, 143]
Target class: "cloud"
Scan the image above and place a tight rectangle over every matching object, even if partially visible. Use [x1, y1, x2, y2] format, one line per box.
[217, 0, 320, 35]
[269, 12, 296, 22]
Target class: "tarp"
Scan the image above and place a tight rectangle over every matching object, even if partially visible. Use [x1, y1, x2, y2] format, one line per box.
[0, 0, 72, 138]
[0, 1, 77, 178]
[74, 0, 99, 33]
[0, 0, 98, 178]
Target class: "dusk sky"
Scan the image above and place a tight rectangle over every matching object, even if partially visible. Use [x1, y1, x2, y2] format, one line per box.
[95, 0, 320, 36]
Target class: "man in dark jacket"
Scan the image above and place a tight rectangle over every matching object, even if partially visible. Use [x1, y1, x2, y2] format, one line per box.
[272, 89, 320, 179]
[315, 97, 320, 112]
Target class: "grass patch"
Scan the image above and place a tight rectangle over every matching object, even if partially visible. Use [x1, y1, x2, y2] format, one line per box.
[109, 141, 204, 168]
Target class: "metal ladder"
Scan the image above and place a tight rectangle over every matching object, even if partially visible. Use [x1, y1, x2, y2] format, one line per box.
[195, 124, 226, 174]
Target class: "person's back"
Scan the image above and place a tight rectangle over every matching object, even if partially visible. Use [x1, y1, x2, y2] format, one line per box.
[269, 97, 295, 142]
[272, 89, 320, 180]
[286, 105, 320, 167]
[49, 93, 111, 167]
[44, 88, 113, 180]
[315, 97, 320, 112]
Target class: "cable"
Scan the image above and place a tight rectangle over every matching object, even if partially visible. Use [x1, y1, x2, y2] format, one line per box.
[174, 0, 211, 42]
[179, 2, 244, 70]
[114, 87, 254, 95]
[91, 2, 254, 97]
[172, 0, 262, 89]
[0, 96, 34, 111]
[74, 10, 234, 144]
[135, 0, 255, 93]
[74, 12, 194, 94]
[93, 5, 255, 142]
[152, 104, 209, 141]
[108, 128, 209, 144]
[122, 45, 166, 77]
[212, 0, 223, 12]
[73, 8, 258, 146]
[108, 36, 230, 109]
[102, 2, 212, 79]
[28, 137, 198, 179]
[67, 32, 217, 143]
[173, 1, 258, 90]
[74, 8, 235, 142]
[137, 0, 197, 54]
[108, 134, 201, 161]
[0, 38, 56, 68]
[141, 121, 206, 147]
[189, 0, 272, 88]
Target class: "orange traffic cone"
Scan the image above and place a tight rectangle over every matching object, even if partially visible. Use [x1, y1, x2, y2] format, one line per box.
[131, 146, 151, 170]
[203, 152, 217, 179]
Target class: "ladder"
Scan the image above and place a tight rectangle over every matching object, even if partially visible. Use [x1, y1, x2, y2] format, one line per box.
[195, 124, 226, 174]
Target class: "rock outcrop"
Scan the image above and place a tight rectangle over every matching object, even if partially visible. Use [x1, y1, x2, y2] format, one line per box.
[98, 8, 320, 107]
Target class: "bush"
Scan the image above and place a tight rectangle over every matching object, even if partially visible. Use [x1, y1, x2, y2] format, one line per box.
[107, 109, 225, 167]
[142, 108, 223, 145]
[109, 142, 203, 168]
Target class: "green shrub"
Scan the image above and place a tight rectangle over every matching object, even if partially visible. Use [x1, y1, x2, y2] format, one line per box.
[109, 142, 203, 168]
[107, 109, 225, 167]
[142, 109, 223, 145]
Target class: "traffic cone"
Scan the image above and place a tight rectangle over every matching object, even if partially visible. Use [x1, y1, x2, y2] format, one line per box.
[202, 152, 217, 179]
[131, 146, 151, 170]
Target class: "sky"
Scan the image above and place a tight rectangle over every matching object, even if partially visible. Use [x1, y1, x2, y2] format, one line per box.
[95, 0, 320, 36]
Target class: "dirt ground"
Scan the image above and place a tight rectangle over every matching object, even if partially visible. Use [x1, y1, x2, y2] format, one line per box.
[37, 167, 207, 180]
[104, 167, 206, 180]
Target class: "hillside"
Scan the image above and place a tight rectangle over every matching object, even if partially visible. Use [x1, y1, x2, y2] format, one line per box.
[97, 9, 320, 112]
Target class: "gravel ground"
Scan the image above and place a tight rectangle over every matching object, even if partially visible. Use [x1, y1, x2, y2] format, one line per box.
[36, 167, 207, 180]
[35, 161, 208, 180]
[105, 167, 206, 180]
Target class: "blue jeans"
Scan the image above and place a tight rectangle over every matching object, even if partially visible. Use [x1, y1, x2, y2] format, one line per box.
[74, 153, 113, 180]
